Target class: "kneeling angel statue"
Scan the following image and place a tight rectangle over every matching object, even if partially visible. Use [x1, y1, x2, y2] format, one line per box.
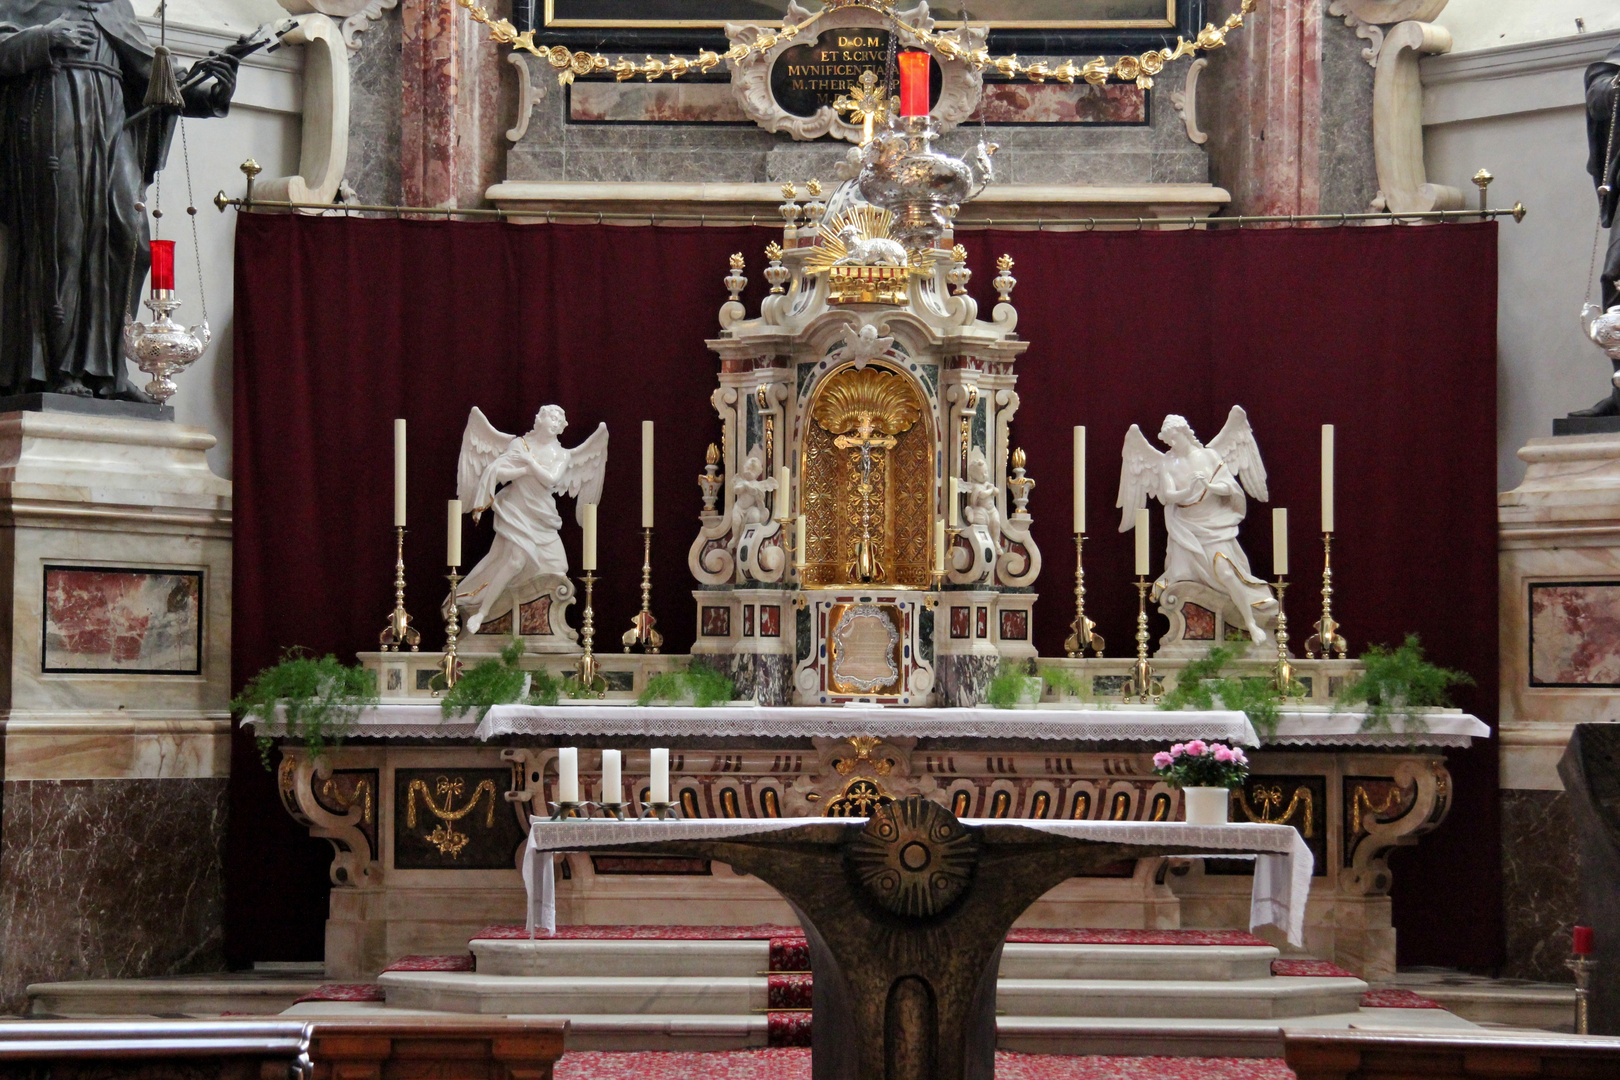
[451, 404, 608, 634]
[1116, 406, 1277, 644]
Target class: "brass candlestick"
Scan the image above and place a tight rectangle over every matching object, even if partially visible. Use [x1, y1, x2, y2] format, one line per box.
[1567, 955, 1595, 1035]
[433, 569, 463, 693]
[379, 526, 420, 652]
[1274, 577, 1296, 695]
[1304, 532, 1348, 659]
[640, 801, 680, 820]
[1064, 534, 1105, 657]
[1128, 576, 1161, 703]
[622, 527, 663, 653]
[575, 571, 605, 696]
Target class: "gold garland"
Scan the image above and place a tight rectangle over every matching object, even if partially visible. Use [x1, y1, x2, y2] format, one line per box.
[457, 0, 1259, 91]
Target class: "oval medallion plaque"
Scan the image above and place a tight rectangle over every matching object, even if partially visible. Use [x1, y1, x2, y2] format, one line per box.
[846, 796, 977, 918]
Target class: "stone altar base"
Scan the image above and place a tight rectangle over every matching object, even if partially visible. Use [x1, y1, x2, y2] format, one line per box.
[0, 411, 233, 1011]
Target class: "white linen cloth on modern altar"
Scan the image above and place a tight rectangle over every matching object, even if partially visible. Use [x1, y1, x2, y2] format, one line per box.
[521, 818, 1312, 946]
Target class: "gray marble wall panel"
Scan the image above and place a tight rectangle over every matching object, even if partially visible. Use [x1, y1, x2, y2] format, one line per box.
[346, 15, 405, 205]
[1318, 14, 1378, 216]
[508, 55, 1208, 188]
[0, 778, 228, 1014]
[1501, 788, 1579, 983]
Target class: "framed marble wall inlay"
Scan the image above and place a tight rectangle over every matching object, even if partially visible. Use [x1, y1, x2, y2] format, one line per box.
[42, 565, 203, 675]
[1528, 581, 1620, 688]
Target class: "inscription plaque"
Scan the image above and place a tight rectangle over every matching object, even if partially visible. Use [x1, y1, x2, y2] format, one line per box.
[770, 30, 939, 118]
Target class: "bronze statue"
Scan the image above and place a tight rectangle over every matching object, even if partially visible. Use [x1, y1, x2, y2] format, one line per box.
[0, 0, 239, 401]
[1572, 42, 1620, 418]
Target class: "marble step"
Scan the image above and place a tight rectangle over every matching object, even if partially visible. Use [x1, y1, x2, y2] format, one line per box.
[380, 970, 1364, 1020]
[995, 976, 1367, 1020]
[470, 939, 1279, 982]
[27, 975, 325, 1017]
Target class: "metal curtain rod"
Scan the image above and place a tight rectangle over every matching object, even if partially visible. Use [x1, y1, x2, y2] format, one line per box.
[214, 192, 1528, 230]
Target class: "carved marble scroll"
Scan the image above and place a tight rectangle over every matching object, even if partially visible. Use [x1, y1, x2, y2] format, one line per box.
[1371, 20, 1464, 215]
[256, 14, 351, 207]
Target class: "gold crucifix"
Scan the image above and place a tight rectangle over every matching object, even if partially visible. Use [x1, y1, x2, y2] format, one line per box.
[834, 414, 899, 582]
[834, 70, 897, 146]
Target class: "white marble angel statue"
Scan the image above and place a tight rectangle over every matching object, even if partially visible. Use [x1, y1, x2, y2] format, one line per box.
[962, 447, 1002, 552]
[1116, 406, 1277, 644]
[728, 447, 777, 552]
[451, 404, 608, 634]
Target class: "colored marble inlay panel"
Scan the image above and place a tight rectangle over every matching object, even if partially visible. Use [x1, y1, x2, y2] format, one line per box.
[760, 604, 781, 637]
[702, 605, 732, 637]
[393, 768, 526, 870]
[970, 81, 1146, 124]
[571, 81, 749, 122]
[949, 606, 970, 639]
[1529, 581, 1620, 686]
[976, 607, 988, 638]
[42, 566, 202, 674]
[1183, 602, 1216, 640]
[999, 609, 1028, 641]
[743, 605, 756, 637]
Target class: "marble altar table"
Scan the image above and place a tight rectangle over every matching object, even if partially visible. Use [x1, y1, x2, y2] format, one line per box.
[519, 800, 1311, 1080]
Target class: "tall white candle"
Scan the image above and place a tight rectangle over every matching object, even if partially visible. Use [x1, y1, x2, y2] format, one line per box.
[446, 499, 462, 566]
[934, 518, 946, 574]
[393, 418, 407, 527]
[949, 477, 960, 527]
[1072, 426, 1085, 534]
[601, 749, 621, 804]
[1321, 425, 1335, 534]
[581, 502, 598, 571]
[557, 747, 579, 803]
[1273, 507, 1289, 577]
[1134, 508, 1150, 576]
[795, 514, 807, 565]
[776, 465, 792, 516]
[649, 748, 670, 804]
[642, 421, 655, 528]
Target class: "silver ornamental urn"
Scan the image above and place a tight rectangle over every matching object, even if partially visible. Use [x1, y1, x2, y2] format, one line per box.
[857, 115, 976, 252]
[122, 293, 211, 405]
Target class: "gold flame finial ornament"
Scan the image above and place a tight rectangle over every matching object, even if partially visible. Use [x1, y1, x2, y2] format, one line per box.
[1011, 447, 1026, 470]
[781, 182, 797, 200]
[996, 254, 1014, 273]
[730, 252, 746, 270]
[808, 179, 823, 197]
[952, 244, 968, 262]
[706, 443, 721, 466]
[765, 241, 783, 260]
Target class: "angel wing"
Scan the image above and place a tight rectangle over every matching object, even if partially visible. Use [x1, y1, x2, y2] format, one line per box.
[1206, 405, 1269, 501]
[1116, 424, 1164, 532]
[559, 423, 610, 525]
[456, 406, 513, 518]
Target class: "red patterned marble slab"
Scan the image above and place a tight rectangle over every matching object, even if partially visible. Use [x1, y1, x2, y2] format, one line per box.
[42, 566, 201, 673]
[1530, 582, 1620, 686]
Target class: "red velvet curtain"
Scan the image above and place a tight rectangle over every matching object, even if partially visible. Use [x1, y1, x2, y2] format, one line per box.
[231, 214, 1499, 970]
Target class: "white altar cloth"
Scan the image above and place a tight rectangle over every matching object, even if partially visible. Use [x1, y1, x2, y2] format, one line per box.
[477, 704, 1260, 744]
[521, 817, 1313, 946]
[1268, 708, 1489, 748]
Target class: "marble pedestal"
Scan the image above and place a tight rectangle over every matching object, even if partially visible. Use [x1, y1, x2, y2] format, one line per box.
[0, 412, 232, 1011]
[1497, 434, 1620, 980]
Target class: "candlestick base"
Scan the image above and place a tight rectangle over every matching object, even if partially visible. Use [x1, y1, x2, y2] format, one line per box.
[640, 801, 680, 820]
[547, 801, 586, 821]
[622, 527, 664, 653]
[1128, 576, 1162, 704]
[1273, 578, 1298, 696]
[596, 801, 629, 821]
[379, 526, 420, 653]
[431, 569, 464, 695]
[1567, 956, 1595, 1035]
[1304, 532, 1349, 659]
[574, 571, 606, 697]
[1064, 534, 1105, 658]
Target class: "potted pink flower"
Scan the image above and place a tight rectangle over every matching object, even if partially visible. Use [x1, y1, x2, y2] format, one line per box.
[1151, 740, 1249, 825]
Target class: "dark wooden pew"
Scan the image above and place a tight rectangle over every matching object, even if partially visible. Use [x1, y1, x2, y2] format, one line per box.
[304, 1019, 569, 1080]
[1286, 1029, 1620, 1080]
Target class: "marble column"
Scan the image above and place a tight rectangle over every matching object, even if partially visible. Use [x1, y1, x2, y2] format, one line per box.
[0, 411, 233, 1012]
[1200, 0, 1379, 216]
[401, 0, 511, 207]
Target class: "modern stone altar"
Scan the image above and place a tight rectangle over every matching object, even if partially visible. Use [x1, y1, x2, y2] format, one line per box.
[264, 697, 1484, 983]
[0, 409, 232, 1010]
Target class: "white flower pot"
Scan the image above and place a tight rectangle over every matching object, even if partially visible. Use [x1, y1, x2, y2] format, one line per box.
[1182, 786, 1231, 826]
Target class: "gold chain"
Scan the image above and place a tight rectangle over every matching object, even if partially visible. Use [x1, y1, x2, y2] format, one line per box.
[457, 0, 1259, 91]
